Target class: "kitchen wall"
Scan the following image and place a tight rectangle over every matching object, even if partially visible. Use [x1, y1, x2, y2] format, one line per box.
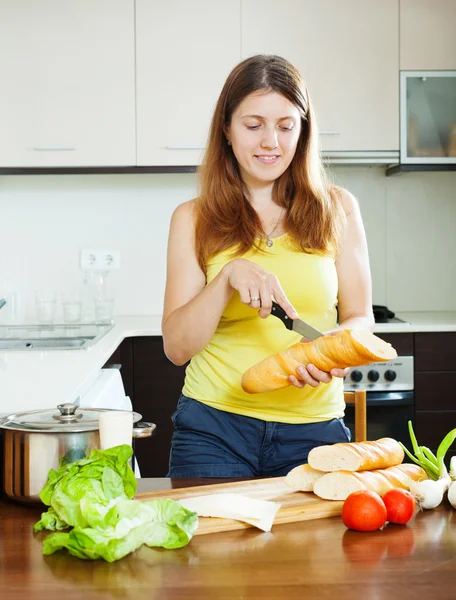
[1, 166, 455, 322]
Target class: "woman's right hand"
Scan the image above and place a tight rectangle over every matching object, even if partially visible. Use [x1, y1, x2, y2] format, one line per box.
[222, 258, 298, 319]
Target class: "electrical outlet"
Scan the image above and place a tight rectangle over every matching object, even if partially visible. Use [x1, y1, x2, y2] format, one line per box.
[80, 249, 121, 271]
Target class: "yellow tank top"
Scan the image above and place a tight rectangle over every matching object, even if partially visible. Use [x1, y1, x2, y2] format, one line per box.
[183, 234, 344, 424]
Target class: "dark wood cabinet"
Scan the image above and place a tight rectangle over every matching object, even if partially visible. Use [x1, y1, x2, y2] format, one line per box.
[376, 332, 414, 355]
[415, 332, 456, 372]
[414, 331, 456, 460]
[132, 337, 187, 477]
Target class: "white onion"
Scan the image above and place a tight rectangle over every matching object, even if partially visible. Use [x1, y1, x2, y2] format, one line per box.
[448, 481, 456, 509]
[409, 478, 450, 510]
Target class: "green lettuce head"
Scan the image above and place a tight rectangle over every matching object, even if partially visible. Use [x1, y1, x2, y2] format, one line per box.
[34, 444, 136, 531]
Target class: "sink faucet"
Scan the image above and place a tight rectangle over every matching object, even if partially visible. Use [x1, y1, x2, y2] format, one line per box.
[0, 298, 6, 310]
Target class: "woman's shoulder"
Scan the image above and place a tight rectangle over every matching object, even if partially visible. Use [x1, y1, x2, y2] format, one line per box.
[329, 185, 358, 217]
[171, 198, 198, 229]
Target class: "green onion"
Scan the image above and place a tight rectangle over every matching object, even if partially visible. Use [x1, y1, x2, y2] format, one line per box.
[403, 422, 456, 509]
[401, 421, 456, 481]
[436, 428, 456, 479]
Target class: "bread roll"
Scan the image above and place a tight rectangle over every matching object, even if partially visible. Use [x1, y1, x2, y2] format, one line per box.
[241, 330, 397, 394]
[313, 463, 427, 501]
[308, 438, 404, 472]
[285, 464, 325, 491]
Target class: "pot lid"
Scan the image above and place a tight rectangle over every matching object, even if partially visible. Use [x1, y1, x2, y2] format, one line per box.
[0, 403, 143, 433]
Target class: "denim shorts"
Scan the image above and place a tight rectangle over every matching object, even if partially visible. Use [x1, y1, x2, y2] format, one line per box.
[168, 394, 351, 478]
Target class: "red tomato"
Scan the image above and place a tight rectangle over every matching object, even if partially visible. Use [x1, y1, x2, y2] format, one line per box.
[382, 488, 416, 525]
[342, 490, 387, 532]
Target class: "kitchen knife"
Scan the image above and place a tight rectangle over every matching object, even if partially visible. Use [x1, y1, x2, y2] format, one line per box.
[270, 301, 324, 341]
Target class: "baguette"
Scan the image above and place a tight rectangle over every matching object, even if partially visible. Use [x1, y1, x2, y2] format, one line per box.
[285, 463, 325, 491]
[241, 330, 397, 394]
[313, 463, 427, 500]
[308, 437, 404, 472]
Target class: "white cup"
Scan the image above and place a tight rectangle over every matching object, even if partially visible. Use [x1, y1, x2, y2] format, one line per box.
[35, 290, 57, 324]
[62, 300, 83, 324]
[98, 411, 133, 450]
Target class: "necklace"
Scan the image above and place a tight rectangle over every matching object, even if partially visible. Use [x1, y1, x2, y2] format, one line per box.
[264, 208, 285, 247]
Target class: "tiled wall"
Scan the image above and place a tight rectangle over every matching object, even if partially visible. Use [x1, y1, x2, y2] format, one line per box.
[1, 166, 455, 321]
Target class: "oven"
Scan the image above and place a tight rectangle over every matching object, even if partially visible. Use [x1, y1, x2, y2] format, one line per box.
[343, 356, 414, 452]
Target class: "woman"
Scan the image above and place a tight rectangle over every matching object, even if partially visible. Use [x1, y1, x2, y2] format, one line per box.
[162, 55, 374, 478]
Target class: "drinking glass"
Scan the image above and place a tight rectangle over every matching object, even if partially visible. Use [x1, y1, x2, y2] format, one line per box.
[62, 290, 83, 324]
[94, 297, 114, 324]
[35, 290, 57, 324]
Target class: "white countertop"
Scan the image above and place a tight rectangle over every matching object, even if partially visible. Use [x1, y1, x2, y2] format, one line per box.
[374, 311, 456, 333]
[1, 312, 456, 415]
[0, 316, 162, 415]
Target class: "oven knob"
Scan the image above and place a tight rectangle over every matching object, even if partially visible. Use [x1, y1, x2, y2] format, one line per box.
[350, 370, 363, 383]
[367, 370, 380, 382]
[384, 369, 397, 382]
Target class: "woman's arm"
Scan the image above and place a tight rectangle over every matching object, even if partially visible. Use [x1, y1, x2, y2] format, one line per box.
[162, 201, 235, 366]
[163, 201, 298, 366]
[335, 188, 375, 332]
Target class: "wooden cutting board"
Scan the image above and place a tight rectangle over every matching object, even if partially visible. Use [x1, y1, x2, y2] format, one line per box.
[135, 477, 343, 535]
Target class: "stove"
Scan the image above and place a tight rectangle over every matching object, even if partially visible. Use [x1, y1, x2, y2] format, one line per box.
[344, 356, 414, 392]
[372, 305, 408, 325]
[344, 356, 415, 450]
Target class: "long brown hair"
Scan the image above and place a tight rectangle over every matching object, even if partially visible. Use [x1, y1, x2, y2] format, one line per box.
[194, 54, 346, 271]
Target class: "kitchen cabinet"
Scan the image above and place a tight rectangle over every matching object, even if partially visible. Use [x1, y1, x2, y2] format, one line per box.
[376, 332, 414, 356]
[400, 0, 456, 70]
[400, 71, 456, 164]
[135, 0, 241, 166]
[0, 0, 136, 167]
[241, 0, 399, 153]
[131, 337, 187, 477]
[414, 332, 456, 462]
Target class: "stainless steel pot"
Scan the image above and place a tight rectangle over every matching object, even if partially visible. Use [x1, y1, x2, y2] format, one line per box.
[0, 403, 156, 503]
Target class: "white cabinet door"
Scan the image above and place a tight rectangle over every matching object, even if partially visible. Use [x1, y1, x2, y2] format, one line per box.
[136, 0, 241, 166]
[242, 0, 399, 153]
[0, 1, 136, 167]
[400, 0, 456, 70]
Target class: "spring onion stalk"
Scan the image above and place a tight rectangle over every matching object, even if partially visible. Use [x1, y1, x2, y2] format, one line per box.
[401, 422, 455, 510]
[449, 456, 456, 479]
[399, 422, 440, 480]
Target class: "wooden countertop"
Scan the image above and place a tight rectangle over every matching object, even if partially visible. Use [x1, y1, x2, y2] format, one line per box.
[1, 477, 455, 600]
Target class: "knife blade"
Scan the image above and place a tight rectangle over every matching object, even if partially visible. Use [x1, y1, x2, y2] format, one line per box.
[270, 301, 324, 341]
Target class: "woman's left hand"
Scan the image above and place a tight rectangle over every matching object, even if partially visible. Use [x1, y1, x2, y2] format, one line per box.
[290, 330, 349, 388]
[288, 364, 349, 389]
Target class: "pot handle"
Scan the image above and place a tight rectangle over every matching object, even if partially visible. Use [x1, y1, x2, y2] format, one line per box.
[132, 421, 156, 438]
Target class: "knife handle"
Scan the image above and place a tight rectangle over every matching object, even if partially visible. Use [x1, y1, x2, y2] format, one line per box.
[271, 301, 294, 330]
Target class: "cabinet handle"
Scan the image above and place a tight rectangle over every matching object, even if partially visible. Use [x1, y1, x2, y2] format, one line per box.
[165, 145, 206, 150]
[33, 146, 76, 151]
[319, 131, 340, 136]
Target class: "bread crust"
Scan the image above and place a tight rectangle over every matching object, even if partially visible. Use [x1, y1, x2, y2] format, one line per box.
[313, 463, 427, 500]
[241, 330, 397, 394]
[307, 437, 404, 472]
